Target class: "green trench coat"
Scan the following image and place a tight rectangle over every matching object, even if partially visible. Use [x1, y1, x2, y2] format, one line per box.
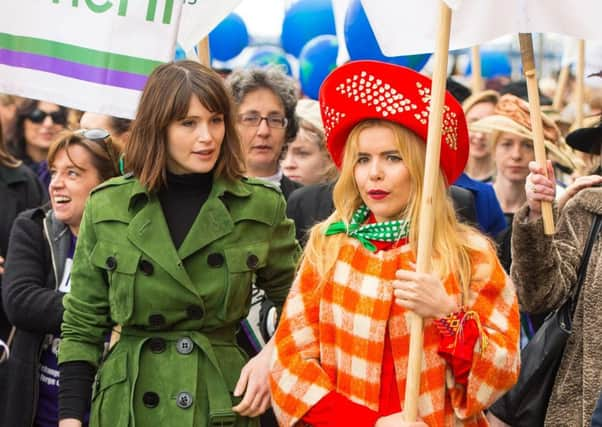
[58, 174, 300, 427]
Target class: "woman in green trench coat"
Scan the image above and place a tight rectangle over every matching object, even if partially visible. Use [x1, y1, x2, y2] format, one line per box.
[58, 60, 300, 427]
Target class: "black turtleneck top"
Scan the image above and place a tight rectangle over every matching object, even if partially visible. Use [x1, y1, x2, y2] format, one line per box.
[158, 171, 213, 248]
[59, 171, 213, 421]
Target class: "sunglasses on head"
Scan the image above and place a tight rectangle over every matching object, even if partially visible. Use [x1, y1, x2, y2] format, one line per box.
[27, 109, 67, 125]
[77, 128, 120, 174]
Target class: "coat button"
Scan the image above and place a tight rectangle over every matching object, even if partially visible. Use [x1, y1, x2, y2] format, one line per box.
[176, 392, 193, 409]
[143, 391, 160, 408]
[176, 337, 194, 355]
[139, 260, 154, 275]
[105, 256, 117, 271]
[148, 337, 166, 353]
[207, 253, 224, 268]
[246, 254, 259, 269]
[186, 304, 204, 320]
[148, 314, 166, 327]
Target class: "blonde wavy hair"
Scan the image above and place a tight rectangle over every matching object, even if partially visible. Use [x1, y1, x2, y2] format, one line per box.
[304, 119, 483, 302]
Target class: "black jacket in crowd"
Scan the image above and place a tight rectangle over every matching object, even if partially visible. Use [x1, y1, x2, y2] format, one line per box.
[0, 207, 71, 427]
[0, 164, 46, 341]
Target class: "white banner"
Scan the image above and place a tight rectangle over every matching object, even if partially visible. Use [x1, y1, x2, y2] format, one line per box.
[360, 0, 602, 57]
[0, 0, 242, 119]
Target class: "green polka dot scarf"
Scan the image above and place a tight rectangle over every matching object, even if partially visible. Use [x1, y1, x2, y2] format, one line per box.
[324, 204, 410, 252]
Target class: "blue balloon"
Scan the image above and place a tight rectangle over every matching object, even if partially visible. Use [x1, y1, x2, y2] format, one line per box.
[299, 35, 338, 100]
[247, 46, 293, 76]
[174, 44, 187, 61]
[466, 51, 512, 78]
[281, 0, 336, 57]
[344, 0, 431, 70]
[209, 13, 249, 62]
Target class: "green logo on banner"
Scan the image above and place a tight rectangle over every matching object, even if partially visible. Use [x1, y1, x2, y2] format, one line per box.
[52, 0, 176, 24]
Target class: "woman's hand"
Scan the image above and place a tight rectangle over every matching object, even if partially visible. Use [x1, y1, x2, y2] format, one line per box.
[58, 419, 82, 427]
[232, 338, 274, 417]
[393, 266, 459, 319]
[557, 174, 602, 212]
[0, 256, 4, 275]
[486, 411, 511, 427]
[375, 411, 428, 427]
[525, 160, 556, 221]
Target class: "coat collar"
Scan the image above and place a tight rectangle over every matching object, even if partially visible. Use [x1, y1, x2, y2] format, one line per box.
[127, 174, 251, 209]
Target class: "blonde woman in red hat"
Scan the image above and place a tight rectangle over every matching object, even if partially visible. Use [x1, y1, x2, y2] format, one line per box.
[269, 61, 520, 427]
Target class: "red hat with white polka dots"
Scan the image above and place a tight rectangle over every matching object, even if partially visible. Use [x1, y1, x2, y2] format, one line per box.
[319, 60, 469, 185]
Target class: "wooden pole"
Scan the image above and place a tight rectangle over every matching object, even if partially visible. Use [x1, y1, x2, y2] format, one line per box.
[575, 39, 585, 129]
[518, 33, 555, 235]
[471, 46, 483, 94]
[552, 64, 570, 111]
[404, 1, 452, 422]
[198, 37, 211, 67]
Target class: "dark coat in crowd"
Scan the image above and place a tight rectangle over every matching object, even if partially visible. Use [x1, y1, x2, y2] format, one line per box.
[0, 164, 46, 341]
[0, 207, 70, 427]
[279, 174, 301, 200]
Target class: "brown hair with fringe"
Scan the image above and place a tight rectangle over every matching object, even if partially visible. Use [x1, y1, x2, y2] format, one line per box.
[125, 60, 245, 191]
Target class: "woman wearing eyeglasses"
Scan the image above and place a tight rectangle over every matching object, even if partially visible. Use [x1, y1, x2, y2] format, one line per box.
[0, 129, 120, 427]
[7, 99, 69, 191]
[57, 61, 299, 427]
[227, 67, 301, 200]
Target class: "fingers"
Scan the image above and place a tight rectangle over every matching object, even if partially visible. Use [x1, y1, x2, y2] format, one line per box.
[233, 364, 250, 398]
[232, 380, 270, 417]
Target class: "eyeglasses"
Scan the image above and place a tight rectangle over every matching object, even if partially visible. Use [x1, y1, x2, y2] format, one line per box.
[27, 109, 67, 125]
[238, 113, 288, 129]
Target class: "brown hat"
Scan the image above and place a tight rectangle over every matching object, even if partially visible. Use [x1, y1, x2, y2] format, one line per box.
[469, 94, 578, 170]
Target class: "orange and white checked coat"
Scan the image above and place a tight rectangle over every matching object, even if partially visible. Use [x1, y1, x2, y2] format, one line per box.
[270, 234, 520, 426]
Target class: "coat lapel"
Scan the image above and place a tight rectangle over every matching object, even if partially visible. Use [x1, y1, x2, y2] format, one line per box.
[176, 176, 250, 260]
[177, 196, 233, 260]
[126, 184, 196, 294]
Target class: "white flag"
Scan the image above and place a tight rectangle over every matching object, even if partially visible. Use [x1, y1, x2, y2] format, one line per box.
[177, 0, 243, 52]
[360, 0, 602, 57]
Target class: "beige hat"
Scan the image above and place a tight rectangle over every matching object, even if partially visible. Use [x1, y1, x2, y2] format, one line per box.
[462, 89, 500, 113]
[470, 94, 579, 170]
[295, 99, 324, 134]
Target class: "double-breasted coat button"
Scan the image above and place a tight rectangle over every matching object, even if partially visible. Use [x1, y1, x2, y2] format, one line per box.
[105, 256, 117, 271]
[246, 254, 259, 269]
[139, 259, 154, 275]
[176, 392, 193, 409]
[176, 337, 194, 355]
[143, 391, 160, 408]
[207, 253, 224, 268]
[186, 304, 204, 320]
[148, 314, 166, 327]
[148, 337, 166, 353]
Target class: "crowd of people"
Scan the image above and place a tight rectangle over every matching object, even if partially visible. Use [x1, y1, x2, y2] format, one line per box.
[0, 56, 601, 427]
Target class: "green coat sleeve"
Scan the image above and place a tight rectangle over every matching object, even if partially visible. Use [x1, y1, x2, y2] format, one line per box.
[59, 199, 111, 367]
[255, 195, 301, 313]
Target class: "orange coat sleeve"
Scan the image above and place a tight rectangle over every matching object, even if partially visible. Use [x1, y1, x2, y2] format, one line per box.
[269, 258, 335, 426]
[447, 241, 521, 419]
